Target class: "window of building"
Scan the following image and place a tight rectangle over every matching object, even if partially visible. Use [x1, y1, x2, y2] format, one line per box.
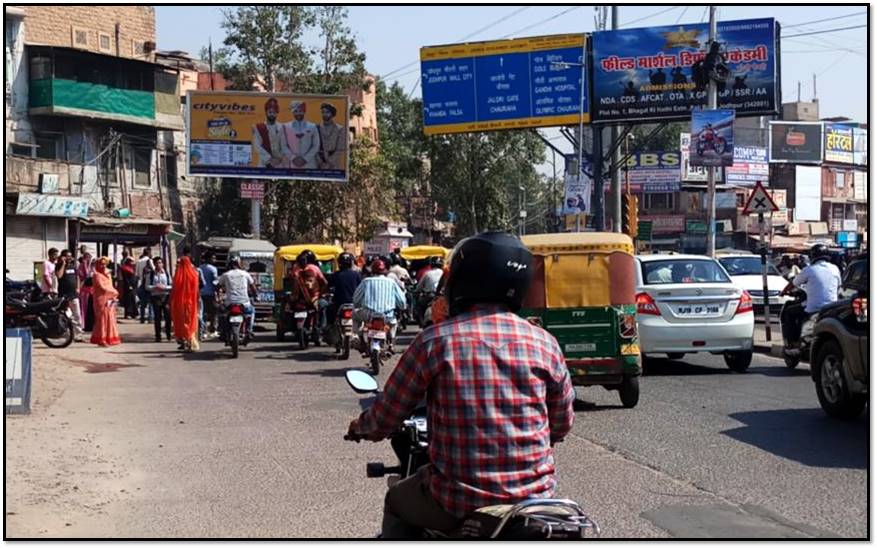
[71, 26, 89, 48]
[644, 192, 675, 210]
[132, 147, 152, 188]
[34, 132, 65, 160]
[835, 171, 845, 189]
[98, 33, 112, 53]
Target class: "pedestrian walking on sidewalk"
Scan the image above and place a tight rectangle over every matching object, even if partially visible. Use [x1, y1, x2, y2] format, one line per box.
[147, 257, 173, 342]
[90, 257, 121, 347]
[171, 248, 200, 352]
[136, 248, 155, 324]
[119, 250, 138, 319]
[55, 249, 84, 342]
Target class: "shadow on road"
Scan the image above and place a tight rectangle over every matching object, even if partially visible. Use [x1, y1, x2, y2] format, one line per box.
[281, 367, 348, 378]
[723, 408, 868, 469]
[644, 358, 732, 377]
[256, 350, 339, 362]
[747, 365, 811, 378]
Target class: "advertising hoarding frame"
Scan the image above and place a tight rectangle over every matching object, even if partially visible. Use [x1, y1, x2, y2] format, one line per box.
[589, 18, 781, 124]
[768, 121, 823, 164]
[689, 109, 735, 167]
[420, 33, 589, 136]
[185, 90, 351, 182]
[823, 123, 855, 164]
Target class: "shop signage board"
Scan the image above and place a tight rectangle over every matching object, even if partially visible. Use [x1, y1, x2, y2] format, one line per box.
[769, 122, 823, 163]
[15, 193, 89, 218]
[824, 123, 855, 164]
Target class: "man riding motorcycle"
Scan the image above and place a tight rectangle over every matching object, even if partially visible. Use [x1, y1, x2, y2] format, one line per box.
[217, 257, 257, 338]
[352, 259, 406, 353]
[347, 232, 574, 538]
[413, 256, 444, 324]
[781, 243, 843, 348]
[290, 250, 329, 329]
[327, 252, 361, 324]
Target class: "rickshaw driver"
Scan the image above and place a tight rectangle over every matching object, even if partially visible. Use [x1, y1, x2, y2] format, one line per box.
[347, 232, 574, 538]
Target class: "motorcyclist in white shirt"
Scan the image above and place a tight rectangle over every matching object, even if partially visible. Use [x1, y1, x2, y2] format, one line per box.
[781, 244, 842, 346]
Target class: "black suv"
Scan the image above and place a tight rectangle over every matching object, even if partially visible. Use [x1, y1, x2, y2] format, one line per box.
[810, 255, 869, 419]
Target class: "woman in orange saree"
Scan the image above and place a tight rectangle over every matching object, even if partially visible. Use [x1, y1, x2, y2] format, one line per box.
[90, 257, 121, 346]
[171, 255, 200, 352]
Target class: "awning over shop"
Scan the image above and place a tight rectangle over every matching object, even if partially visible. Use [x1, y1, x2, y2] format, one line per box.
[79, 216, 175, 245]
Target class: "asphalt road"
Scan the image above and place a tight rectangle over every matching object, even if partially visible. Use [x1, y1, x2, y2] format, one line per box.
[16, 322, 867, 538]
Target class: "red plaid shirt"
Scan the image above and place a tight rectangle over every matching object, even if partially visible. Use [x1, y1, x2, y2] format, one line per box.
[351, 305, 574, 517]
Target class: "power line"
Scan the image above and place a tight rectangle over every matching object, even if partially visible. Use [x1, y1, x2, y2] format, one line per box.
[700, 6, 709, 23]
[782, 24, 867, 39]
[781, 12, 866, 29]
[674, 6, 689, 25]
[498, 6, 582, 39]
[620, 6, 682, 28]
[379, 6, 534, 80]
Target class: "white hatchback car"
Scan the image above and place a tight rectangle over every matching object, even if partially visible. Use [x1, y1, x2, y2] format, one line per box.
[635, 254, 755, 372]
[716, 253, 792, 312]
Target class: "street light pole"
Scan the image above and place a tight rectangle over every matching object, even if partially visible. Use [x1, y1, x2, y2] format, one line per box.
[552, 40, 587, 233]
[706, 5, 718, 257]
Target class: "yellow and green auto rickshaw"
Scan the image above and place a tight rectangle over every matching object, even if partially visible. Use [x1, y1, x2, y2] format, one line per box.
[273, 244, 343, 341]
[519, 233, 641, 408]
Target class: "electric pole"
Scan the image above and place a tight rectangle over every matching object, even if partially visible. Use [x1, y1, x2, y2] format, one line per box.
[706, 6, 718, 257]
[610, 6, 622, 232]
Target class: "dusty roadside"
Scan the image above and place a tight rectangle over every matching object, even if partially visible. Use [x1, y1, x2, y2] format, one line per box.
[4, 321, 152, 538]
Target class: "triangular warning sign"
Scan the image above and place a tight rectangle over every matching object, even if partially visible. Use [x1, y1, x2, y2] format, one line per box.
[742, 181, 779, 214]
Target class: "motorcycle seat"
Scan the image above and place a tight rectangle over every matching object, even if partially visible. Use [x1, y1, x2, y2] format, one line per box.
[7, 297, 62, 313]
[452, 503, 591, 539]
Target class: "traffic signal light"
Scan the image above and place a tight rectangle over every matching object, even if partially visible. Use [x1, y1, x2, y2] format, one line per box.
[621, 194, 639, 239]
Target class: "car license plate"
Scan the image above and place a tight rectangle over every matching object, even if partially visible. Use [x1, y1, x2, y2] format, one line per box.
[676, 304, 722, 316]
[229, 316, 244, 324]
[371, 340, 382, 351]
[566, 343, 596, 352]
[369, 330, 386, 339]
[294, 311, 308, 319]
[260, 292, 274, 302]
[341, 319, 353, 326]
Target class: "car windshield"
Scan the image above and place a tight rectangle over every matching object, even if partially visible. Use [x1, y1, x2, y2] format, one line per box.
[642, 259, 731, 285]
[719, 256, 780, 276]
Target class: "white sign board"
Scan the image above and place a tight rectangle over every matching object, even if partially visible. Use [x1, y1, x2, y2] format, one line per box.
[742, 181, 779, 215]
[854, 171, 867, 201]
[794, 165, 822, 221]
[562, 173, 591, 215]
[16, 193, 89, 218]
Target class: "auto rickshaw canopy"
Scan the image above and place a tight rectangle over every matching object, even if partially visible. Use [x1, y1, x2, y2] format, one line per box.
[520, 232, 636, 309]
[400, 245, 450, 261]
[273, 244, 344, 291]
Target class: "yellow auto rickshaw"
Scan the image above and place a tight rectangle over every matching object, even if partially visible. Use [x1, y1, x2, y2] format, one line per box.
[399, 245, 450, 262]
[519, 233, 642, 408]
[273, 244, 343, 341]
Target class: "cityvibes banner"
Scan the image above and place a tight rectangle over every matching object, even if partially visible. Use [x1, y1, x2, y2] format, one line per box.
[591, 18, 780, 123]
[186, 91, 349, 182]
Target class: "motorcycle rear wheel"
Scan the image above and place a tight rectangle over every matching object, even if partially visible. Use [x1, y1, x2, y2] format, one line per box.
[42, 315, 74, 348]
[298, 328, 308, 350]
[341, 335, 351, 360]
[370, 348, 380, 375]
[230, 329, 239, 358]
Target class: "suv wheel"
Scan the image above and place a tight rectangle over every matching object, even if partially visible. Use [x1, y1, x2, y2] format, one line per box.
[814, 340, 866, 419]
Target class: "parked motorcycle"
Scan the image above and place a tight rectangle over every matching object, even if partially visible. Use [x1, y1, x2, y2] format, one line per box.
[342, 370, 600, 539]
[219, 303, 251, 358]
[357, 311, 395, 375]
[780, 287, 816, 369]
[5, 294, 75, 348]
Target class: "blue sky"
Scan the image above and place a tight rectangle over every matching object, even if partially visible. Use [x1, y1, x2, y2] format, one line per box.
[155, 5, 867, 164]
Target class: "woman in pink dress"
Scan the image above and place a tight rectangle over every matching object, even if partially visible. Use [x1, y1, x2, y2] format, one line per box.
[90, 257, 121, 347]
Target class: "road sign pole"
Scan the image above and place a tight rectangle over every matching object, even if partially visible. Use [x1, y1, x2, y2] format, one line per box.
[758, 212, 772, 341]
[706, 5, 718, 257]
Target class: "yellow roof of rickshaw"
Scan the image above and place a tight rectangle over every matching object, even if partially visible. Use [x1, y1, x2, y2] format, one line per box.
[274, 244, 344, 262]
[521, 232, 634, 255]
[400, 245, 450, 260]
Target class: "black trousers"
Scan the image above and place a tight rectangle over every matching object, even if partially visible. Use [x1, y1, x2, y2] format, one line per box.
[151, 296, 171, 340]
[781, 302, 810, 345]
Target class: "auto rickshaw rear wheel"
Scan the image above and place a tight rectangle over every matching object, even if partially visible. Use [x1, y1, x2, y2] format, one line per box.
[618, 375, 640, 408]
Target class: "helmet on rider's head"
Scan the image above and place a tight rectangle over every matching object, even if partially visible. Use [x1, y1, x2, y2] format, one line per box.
[297, 250, 317, 266]
[371, 259, 387, 275]
[338, 252, 354, 270]
[446, 231, 533, 317]
[809, 244, 830, 262]
[429, 256, 444, 269]
[388, 253, 401, 267]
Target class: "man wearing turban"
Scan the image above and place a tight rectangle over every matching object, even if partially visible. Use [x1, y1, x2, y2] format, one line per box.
[282, 101, 319, 169]
[317, 102, 347, 170]
[252, 97, 288, 168]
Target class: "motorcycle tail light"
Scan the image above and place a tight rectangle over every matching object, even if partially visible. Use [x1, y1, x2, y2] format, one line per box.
[229, 304, 243, 315]
[369, 317, 386, 331]
[341, 308, 354, 320]
[852, 297, 868, 323]
[635, 292, 660, 316]
[735, 291, 753, 315]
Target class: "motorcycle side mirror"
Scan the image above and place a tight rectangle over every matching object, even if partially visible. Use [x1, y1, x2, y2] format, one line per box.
[345, 369, 379, 394]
